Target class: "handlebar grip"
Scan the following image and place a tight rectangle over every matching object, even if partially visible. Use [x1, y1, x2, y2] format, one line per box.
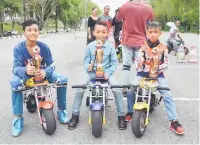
[110, 85, 123, 88]
[57, 83, 68, 86]
[71, 85, 87, 89]
[12, 87, 32, 92]
[157, 87, 170, 91]
[110, 85, 138, 88]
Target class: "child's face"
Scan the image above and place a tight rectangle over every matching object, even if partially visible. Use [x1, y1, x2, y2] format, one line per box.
[147, 27, 161, 43]
[24, 24, 39, 41]
[93, 25, 108, 42]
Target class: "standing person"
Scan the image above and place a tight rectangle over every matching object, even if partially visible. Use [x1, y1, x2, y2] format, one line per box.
[97, 5, 113, 31]
[116, 0, 154, 121]
[87, 7, 98, 45]
[112, 8, 123, 48]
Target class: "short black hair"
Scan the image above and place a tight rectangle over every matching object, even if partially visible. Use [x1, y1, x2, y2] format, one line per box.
[94, 21, 108, 30]
[104, 5, 110, 9]
[115, 8, 120, 13]
[92, 7, 97, 11]
[21, 19, 38, 31]
[147, 21, 161, 30]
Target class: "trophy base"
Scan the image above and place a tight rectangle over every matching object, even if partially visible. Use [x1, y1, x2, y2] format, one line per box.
[33, 77, 45, 84]
[149, 73, 158, 78]
[96, 72, 104, 79]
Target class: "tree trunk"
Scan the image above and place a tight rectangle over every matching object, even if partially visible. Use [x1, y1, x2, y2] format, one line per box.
[11, 19, 15, 31]
[0, 21, 3, 36]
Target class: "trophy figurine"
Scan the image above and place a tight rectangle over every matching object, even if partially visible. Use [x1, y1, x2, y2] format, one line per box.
[187, 44, 198, 63]
[149, 47, 159, 78]
[95, 40, 104, 79]
[32, 46, 44, 83]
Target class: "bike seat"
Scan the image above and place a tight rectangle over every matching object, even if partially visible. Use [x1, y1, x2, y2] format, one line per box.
[144, 77, 157, 81]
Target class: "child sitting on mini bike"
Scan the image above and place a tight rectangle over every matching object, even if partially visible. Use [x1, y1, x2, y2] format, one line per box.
[10, 19, 68, 137]
[125, 21, 184, 135]
[68, 21, 127, 130]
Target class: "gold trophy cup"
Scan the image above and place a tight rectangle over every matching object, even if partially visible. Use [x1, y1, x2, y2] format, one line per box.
[95, 40, 104, 79]
[149, 55, 159, 78]
[32, 46, 44, 83]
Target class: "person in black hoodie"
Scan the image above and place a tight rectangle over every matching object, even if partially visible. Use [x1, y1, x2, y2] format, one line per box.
[112, 8, 123, 48]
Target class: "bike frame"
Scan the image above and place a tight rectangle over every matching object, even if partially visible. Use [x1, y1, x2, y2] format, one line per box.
[88, 81, 109, 125]
[134, 79, 159, 125]
[17, 81, 67, 124]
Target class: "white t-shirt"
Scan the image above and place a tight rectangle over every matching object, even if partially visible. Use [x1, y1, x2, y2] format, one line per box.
[168, 26, 179, 39]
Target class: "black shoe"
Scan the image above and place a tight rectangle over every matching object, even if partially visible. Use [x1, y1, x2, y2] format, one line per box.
[68, 115, 79, 130]
[118, 116, 127, 130]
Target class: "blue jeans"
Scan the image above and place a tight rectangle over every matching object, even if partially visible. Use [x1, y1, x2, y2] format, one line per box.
[10, 72, 68, 116]
[72, 72, 125, 116]
[122, 45, 140, 85]
[127, 75, 178, 121]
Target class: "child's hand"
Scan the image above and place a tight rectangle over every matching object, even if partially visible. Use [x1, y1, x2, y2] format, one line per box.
[26, 65, 36, 76]
[104, 74, 109, 80]
[88, 62, 93, 72]
[35, 69, 46, 79]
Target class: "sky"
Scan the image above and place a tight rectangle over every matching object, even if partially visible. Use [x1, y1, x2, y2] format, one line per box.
[91, 0, 128, 17]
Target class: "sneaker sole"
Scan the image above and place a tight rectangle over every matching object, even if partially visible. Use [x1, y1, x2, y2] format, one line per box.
[68, 126, 77, 130]
[12, 131, 23, 137]
[170, 127, 184, 135]
[118, 127, 127, 130]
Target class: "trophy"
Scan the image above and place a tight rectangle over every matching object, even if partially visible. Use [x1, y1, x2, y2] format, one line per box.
[187, 44, 198, 63]
[149, 47, 159, 78]
[95, 40, 104, 79]
[32, 46, 44, 83]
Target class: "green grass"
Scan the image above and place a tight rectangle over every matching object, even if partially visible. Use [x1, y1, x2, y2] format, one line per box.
[3, 23, 23, 33]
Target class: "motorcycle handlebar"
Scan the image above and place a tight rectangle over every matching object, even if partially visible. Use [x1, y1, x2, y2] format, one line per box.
[13, 87, 33, 92]
[157, 87, 170, 91]
[110, 85, 138, 89]
[56, 82, 68, 86]
[71, 85, 87, 89]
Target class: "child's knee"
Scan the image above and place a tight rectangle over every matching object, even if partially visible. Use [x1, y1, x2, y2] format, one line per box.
[10, 77, 22, 89]
[60, 76, 68, 83]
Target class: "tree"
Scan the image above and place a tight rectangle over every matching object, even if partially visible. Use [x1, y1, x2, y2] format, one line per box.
[0, 0, 21, 35]
[58, 0, 101, 29]
[151, 0, 199, 32]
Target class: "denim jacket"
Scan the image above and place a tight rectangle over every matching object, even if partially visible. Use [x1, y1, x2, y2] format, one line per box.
[84, 40, 118, 77]
[12, 41, 55, 79]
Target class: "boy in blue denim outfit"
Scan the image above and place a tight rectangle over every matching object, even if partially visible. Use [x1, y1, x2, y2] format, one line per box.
[10, 19, 68, 137]
[126, 21, 184, 135]
[68, 21, 127, 130]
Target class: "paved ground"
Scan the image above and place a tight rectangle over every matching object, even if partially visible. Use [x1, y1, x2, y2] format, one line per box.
[0, 31, 199, 144]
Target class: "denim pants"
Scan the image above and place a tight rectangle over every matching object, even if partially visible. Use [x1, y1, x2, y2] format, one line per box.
[127, 75, 178, 121]
[10, 72, 68, 116]
[72, 72, 125, 116]
[122, 45, 140, 85]
[167, 38, 181, 53]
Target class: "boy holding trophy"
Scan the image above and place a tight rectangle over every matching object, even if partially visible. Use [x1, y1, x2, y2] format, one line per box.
[125, 21, 184, 135]
[10, 19, 68, 137]
[68, 21, 127, 130]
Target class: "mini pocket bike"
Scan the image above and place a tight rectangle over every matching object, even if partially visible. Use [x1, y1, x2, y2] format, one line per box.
[13, 78, 67, 135]
[111, 77, 170, 137]
[72, 78, 114, 138]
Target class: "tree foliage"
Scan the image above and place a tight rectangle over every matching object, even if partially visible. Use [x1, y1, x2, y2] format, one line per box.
[0, 0, 21, 34]
[151, 0, 199, 32]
